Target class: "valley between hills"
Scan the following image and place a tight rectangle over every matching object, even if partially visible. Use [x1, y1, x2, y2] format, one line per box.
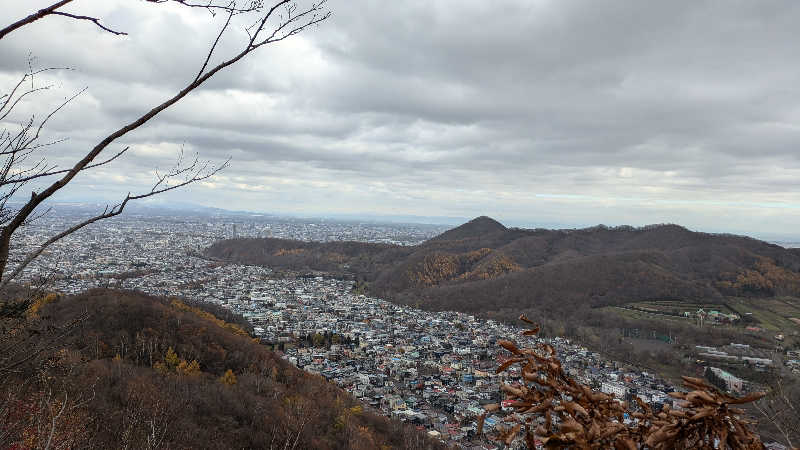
[207, 216, 800, 384]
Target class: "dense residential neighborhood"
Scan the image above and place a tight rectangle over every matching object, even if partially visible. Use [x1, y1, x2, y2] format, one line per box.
[8, 206, 789, 447]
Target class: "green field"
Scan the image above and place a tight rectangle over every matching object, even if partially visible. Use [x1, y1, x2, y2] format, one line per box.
[725, 297, 800, 332]
[605, 297, 800, 333]
[633, 300, 736, 315]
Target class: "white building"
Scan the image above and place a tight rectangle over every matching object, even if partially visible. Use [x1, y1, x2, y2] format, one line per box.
[601, 381, 628, 398]
[709, 367, 744, 393]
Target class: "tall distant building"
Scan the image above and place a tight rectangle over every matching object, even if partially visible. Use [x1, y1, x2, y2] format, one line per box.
[232, 223, 237, 238]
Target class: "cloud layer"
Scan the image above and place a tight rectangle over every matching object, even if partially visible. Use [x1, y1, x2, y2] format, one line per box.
[3, 0, 800, 238]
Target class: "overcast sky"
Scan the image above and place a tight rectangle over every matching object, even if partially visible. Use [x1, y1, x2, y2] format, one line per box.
[3, 0, 800, 238]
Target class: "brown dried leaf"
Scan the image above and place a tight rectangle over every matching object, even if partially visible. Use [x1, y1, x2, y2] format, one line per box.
[518, 314, 535, 324]
[689, 407, 717, 421]
[616, 437, 637, 450]
[501, 383, 523, 398]
[522, 326, 541, 335]
[668, 409, 687, 418]
[525, 430, 538, 449]
[496, 357, 523, 374]
[726, 391, 765, 405]
[686, 390, 718, 405]
[498, 339, 522, 355]
[505, 424, 522, 445]
[476, 412, 486, 435]
[559, 417, 584, 434]
[682, 376, 712, 390]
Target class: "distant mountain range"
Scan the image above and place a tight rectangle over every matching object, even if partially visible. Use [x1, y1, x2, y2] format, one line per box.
[206, 216, 800, 318]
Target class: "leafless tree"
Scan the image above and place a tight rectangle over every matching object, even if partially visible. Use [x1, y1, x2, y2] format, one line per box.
[754, 378, 800, 448]
[0, 0, 330, 290]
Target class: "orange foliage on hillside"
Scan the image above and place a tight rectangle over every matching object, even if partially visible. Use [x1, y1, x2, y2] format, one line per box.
[170, 299, 251, 337]
[408, 248, 521, 287]
[409, 253, 460, 286]
[718, 257, 800, 295]
[459, 254, 522, 281]
[26, 292, 59, 318]
[273, 248, 307, 256]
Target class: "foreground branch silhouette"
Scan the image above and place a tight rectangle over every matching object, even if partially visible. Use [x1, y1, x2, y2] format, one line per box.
[477, 314, 767, 449]
[0, 0, 330, 289]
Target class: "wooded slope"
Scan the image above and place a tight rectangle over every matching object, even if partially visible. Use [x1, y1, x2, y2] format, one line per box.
[0, 289, 444, 449]
[206, 217, 800, 315]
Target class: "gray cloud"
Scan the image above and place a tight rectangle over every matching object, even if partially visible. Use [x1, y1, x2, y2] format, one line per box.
[3, 0, 800, 239]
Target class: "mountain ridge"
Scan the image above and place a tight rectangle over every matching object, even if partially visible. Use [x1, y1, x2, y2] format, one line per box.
[206, 217, 800, 311]
[428, 216, 507, 242]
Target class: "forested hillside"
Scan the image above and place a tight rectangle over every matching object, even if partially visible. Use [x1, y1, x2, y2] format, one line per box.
[0, 289, 444, 450]
[207, 216, 800, 311]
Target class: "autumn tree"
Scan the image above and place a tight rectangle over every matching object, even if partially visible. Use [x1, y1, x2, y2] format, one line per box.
[219, 369, 238, 385]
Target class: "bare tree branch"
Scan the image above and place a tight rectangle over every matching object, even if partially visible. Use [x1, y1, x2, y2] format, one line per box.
[50, 11, 127, 36]
[195, 7, 236, 82]
[0, 156, 228, 287]
[1, 0, 268, 41]
[1, 147, 129, 186]
[0, 0, 330, 286]
[147, 0, 267, 15]
[0, 1, 73, 41]
[0, 311, 89, 374]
